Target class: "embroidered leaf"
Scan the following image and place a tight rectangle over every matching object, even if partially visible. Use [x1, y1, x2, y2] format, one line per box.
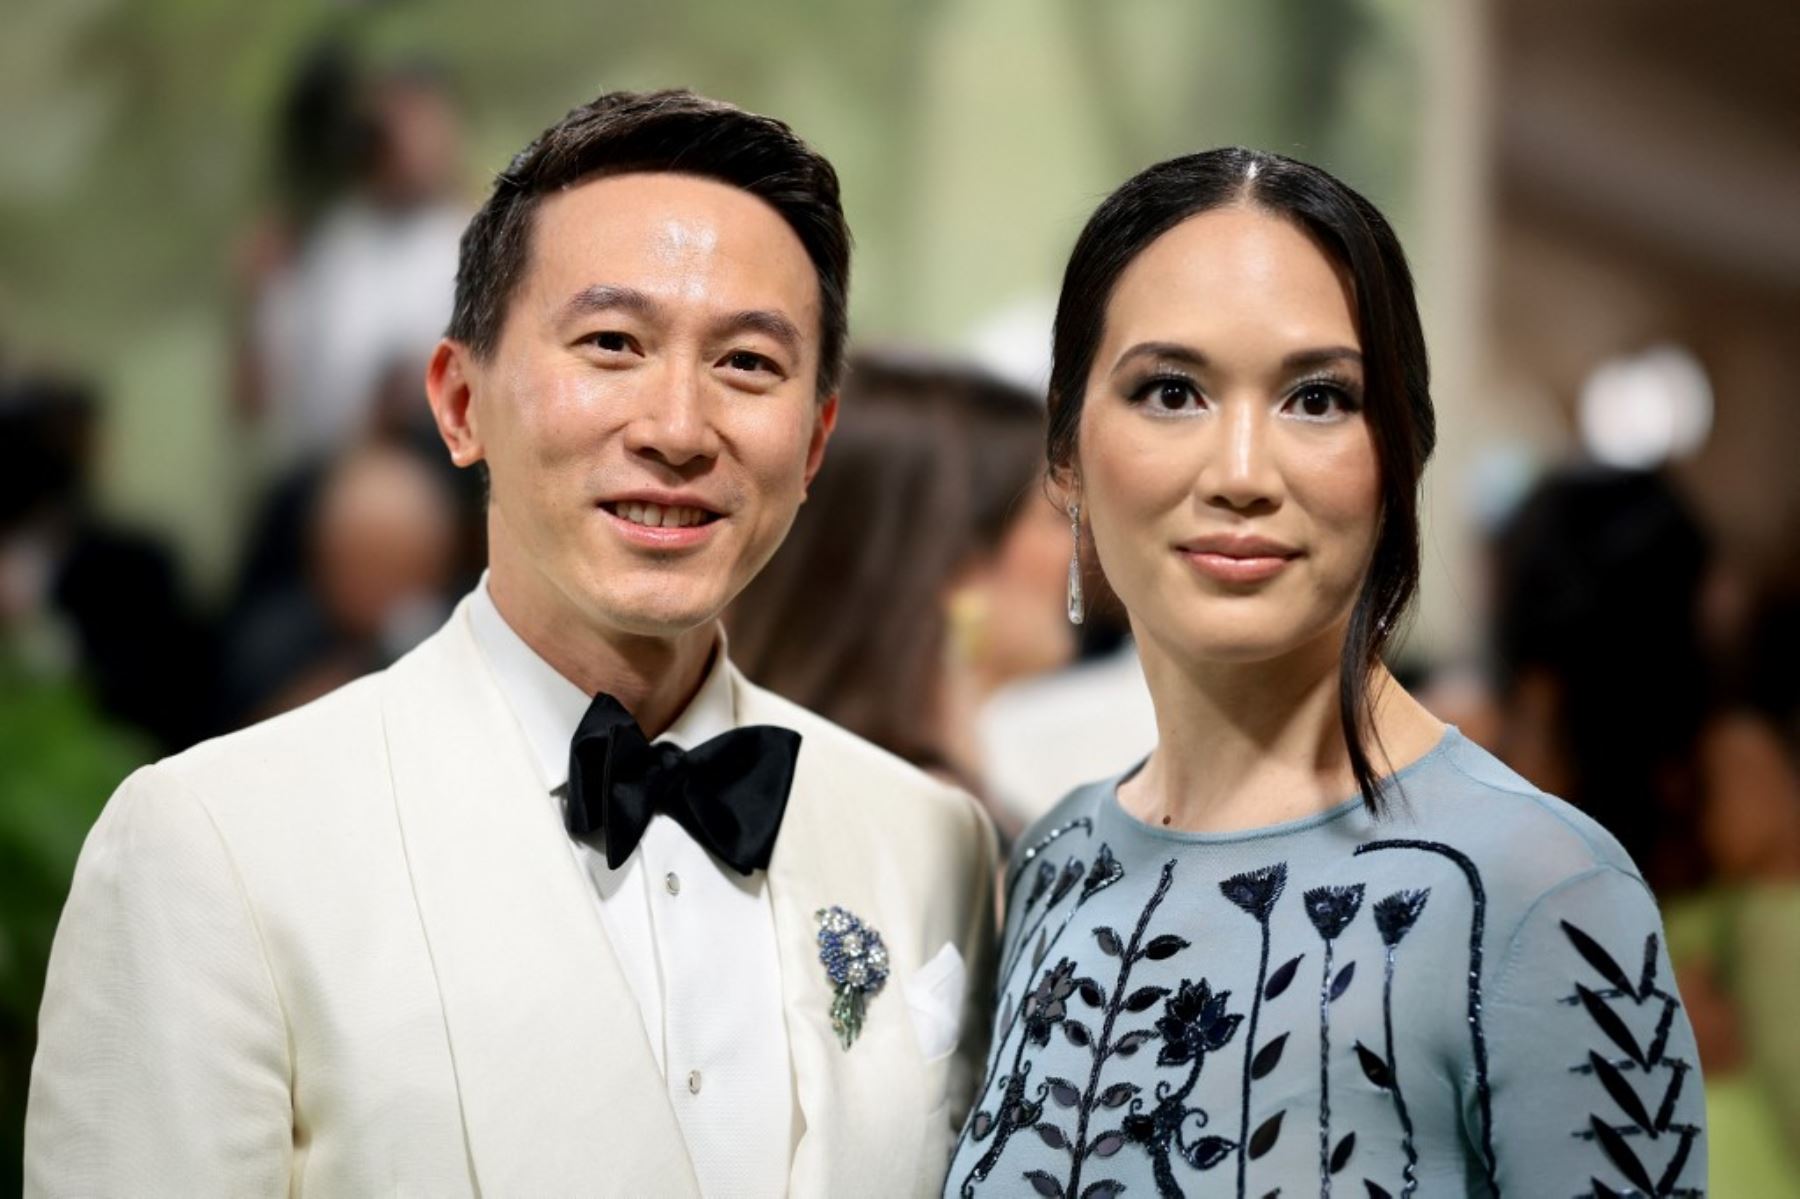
[1364, 1182, 1394, 1199]
[1035, 1123, 1068, 1150]
[1077, 978, 1106, 1007]
[1658, 1127, 1697, 1194]
[1638, 934, 1660, 1002]
[1265, 953, 1304, 1000]
[971, 1109, 993, 1139]
[999, 993, 1015, 1032]
[1124, 985, 1169, 1013]
[1589, 1051, 1656, 1136]
[1251, 1032, 1289, 1080]
[1355, 1041, 1394, 1089]
[1048, 1077, 1081, 1107]
[1088, 1130, 1126, 1158]
[1330, 960, 1357, 1001]
[1095, 926, 1123, 957]
[1142, 934, 1189, 961]
[1023, 1168, 1063, 1197]
[1589, 1115, 1657, 1194]
[1562, 920, 1636, 997]
[1183, 1134, 1235, 1170]
[1032, 929, 1049, 971]
[1330, 1131, 1357, 1174]
[1063, 1019, 1093, 1047]
[1112, 1030, 1153, 1058]
[1577, 984, 1648, 1068]
[1248, 1109, 1285, 1159]
[1098, 1082, 1139, 1108]
[1080, 1183, 1125, 1199]
[1655, 1062, 1688, 1132]
[1647, 998, 1676, 1067]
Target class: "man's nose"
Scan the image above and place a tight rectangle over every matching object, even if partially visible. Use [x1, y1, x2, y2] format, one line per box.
[623, 360, 721, 468]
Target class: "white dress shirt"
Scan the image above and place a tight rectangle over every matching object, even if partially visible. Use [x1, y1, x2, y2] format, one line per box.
[468, 581, 795, 1197]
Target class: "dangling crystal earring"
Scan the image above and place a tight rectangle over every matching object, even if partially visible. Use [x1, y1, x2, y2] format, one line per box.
[1066, 498, 1085, 626]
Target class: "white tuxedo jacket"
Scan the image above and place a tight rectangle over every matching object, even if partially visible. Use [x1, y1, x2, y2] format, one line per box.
[26, 601, 998, 1197]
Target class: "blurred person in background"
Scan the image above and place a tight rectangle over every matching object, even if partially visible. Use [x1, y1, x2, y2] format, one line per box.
[728, 350, 1076, 843]
[0, 372, 216, 751]
[219, 437, 461, 725]
[0, 371, 156, 1185]
[1490, 465, 1800, 1194]
[950, 148, 1705, 1197]
[28, 89, 996, 1196]
[235, 50, 471, 469]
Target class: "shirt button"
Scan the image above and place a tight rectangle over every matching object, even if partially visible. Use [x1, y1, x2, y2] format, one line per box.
[687, 1069, 703, 1095]
[665, 871, 681, 896]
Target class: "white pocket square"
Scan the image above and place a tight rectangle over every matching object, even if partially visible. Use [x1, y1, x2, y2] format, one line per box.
[902, 941, 966, 1063]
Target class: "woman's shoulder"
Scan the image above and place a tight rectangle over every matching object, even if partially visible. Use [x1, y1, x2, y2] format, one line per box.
[1385, 726, 1649, 913]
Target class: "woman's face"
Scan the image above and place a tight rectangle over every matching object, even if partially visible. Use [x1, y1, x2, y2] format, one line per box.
[1075, 203, 1381, 666]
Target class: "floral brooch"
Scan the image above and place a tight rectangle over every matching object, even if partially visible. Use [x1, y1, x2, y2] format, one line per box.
[816, 906, 889, 1050]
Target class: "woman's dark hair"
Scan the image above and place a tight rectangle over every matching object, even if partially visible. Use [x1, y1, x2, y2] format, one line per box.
[728, 351, 1045, 775]
[447, 88, 851, 397]
[1047, 147, 1436, 813]
[1491, 468, 1713, 892]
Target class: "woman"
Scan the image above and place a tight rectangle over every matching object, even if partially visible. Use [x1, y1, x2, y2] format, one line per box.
[728, 350, 1075, 831]
[946, 149, 1706, 1198]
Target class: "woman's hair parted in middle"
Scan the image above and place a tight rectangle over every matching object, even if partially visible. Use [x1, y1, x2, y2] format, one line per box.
[1047, 147, 1437, 813]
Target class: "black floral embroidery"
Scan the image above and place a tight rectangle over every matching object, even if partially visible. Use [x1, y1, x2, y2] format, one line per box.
[1562, 921, 1702, 1199]
[1357, 889, 1430, 1198]
[1356, 839, 1498, 1194]
[1304, 885, 1364, 1197]
[1221, 863, 1299, 1199]
[1118, 977, 1245, 1197]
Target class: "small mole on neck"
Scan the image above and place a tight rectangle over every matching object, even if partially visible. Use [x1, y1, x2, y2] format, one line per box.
[1161, 815, 1172, 826]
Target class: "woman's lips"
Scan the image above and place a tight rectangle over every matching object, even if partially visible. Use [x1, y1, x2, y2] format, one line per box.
[1177, 546, 1299, 584]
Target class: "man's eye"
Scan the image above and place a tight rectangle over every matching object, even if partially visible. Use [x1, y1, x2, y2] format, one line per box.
[724, 350, 775, 374]
[587, 331, 633, 353]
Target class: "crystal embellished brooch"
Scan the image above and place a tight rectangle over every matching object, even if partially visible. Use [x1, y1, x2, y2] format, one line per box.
[815, 905, 889, 1050]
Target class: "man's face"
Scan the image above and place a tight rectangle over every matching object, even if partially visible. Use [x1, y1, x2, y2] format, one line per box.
[444, 172, 835, 643]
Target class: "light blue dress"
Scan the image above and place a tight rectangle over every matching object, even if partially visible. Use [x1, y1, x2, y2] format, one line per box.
[945, 728, 1706, 1198]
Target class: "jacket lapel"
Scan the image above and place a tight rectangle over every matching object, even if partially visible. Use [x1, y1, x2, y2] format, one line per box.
[383, 604, 700, 1196]
[740, 672, 936, 1198]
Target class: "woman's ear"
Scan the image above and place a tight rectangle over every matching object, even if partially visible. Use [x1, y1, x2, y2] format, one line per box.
[1045, 464, 1080, 516]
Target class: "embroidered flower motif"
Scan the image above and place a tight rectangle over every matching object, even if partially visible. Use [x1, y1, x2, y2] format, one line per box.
[1081, 843, 1124, 901]
[1155, 978, 1244, 1067]
[1303, 883, 1367, 942]
[1373, 889, 1431, 947]
[1221, 863, 1289, 923]
[1023, 957, 1079, 1047]
[815, 906, 890, 1049]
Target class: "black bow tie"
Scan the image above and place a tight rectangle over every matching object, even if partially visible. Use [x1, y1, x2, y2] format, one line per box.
[565, 691, 801, 876]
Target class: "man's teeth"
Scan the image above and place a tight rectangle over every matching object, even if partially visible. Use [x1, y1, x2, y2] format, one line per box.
[615, 502, 712, 528]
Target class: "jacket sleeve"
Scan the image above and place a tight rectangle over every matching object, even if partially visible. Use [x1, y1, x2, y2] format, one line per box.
[948, 796, 1001, 1127]
[25, 765, 293, 1197]
[1479, 865, 1707, 1198]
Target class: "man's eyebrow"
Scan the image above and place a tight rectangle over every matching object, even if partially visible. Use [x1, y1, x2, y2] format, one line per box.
[558, 284, 659, 324]
[716, 309, 803, 357]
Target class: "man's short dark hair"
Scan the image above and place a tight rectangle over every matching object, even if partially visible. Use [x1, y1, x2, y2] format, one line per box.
[446, 89, 851, 397]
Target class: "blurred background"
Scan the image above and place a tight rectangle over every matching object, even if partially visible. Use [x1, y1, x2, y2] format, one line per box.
[2, 0, 1796, 1190]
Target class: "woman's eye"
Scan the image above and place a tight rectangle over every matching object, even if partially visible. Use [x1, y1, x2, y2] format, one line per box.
[1287, 383, 1357, 420]
[1133, 376, 1202, 411]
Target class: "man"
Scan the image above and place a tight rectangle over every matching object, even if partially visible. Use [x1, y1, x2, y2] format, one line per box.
[27, 90, 996, 1197]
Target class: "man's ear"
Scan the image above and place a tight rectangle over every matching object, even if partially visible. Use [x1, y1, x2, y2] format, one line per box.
[425, 339, 485, 469]
[801, 394, 839, 495]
